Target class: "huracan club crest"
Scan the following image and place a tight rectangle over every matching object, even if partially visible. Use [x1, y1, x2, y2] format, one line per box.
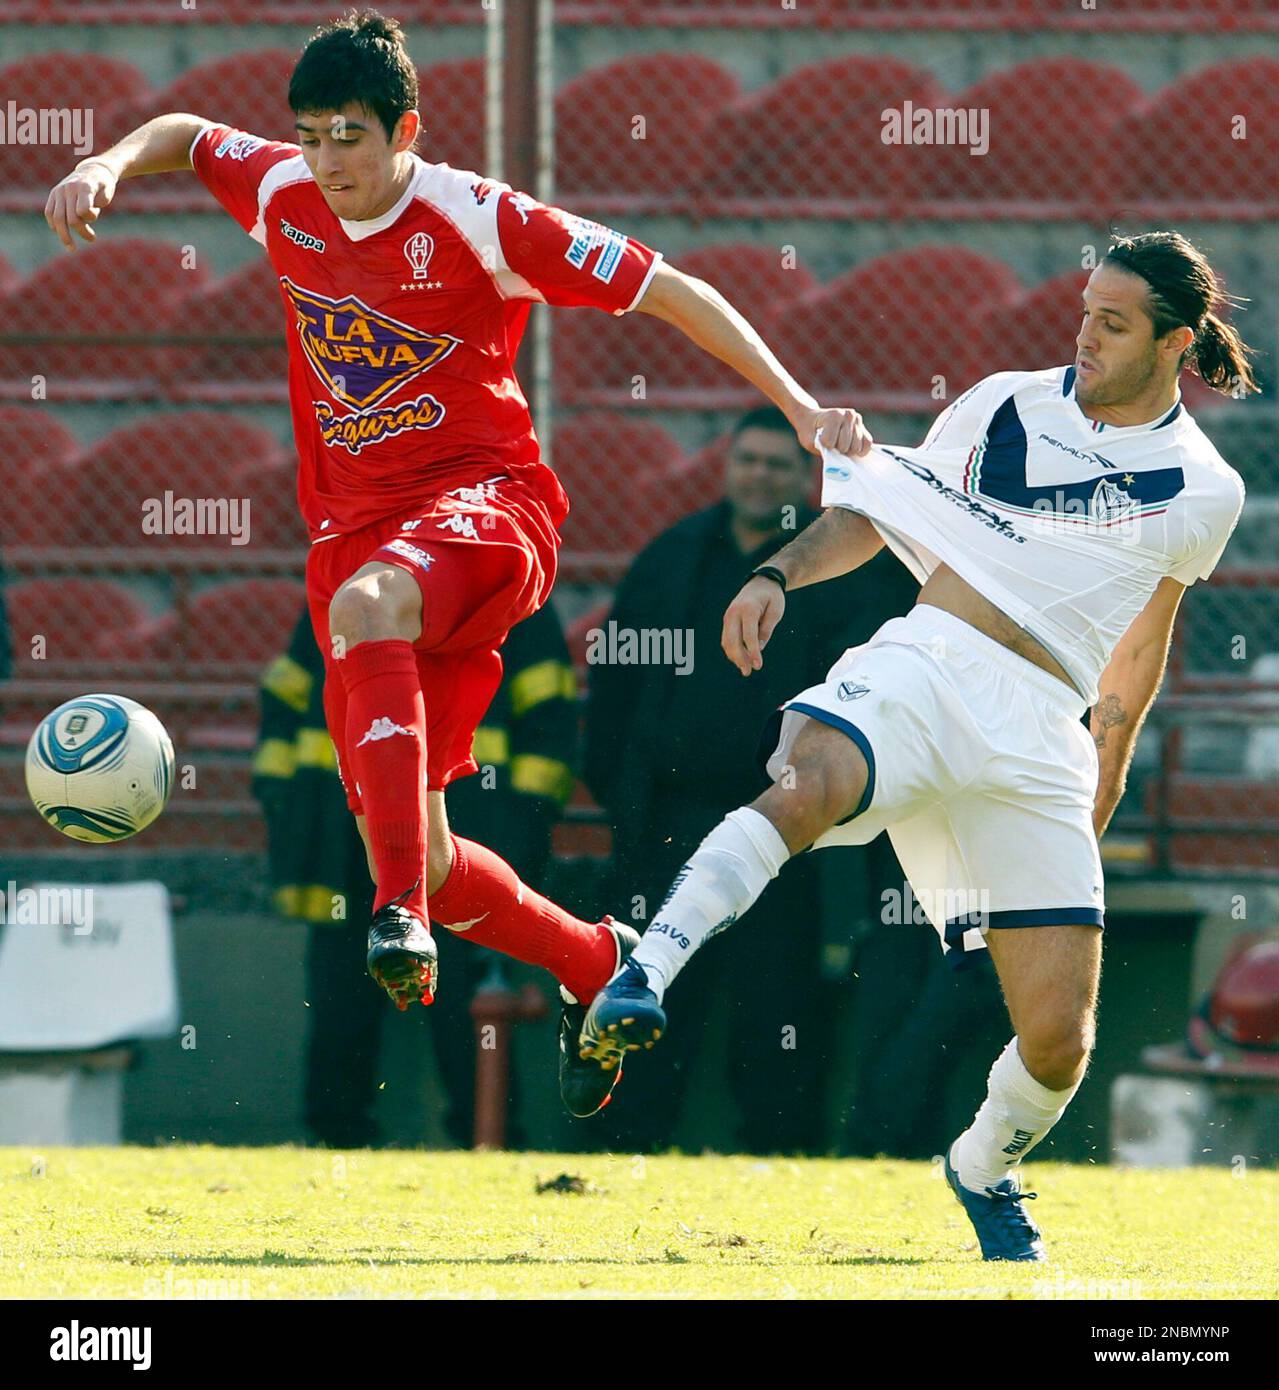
[404, 231, 434, 280]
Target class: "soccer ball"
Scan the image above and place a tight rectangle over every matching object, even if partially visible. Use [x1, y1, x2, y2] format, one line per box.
[25, 693, 175, 843]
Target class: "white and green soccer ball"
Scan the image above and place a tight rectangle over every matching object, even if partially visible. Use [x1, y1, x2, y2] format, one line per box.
[25, 694, 175, 843]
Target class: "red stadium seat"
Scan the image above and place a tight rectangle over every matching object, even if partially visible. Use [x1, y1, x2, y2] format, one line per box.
[416, 60, 486, 172]
[0, 407, 82, 547]
[0, 54, 149, 190]
[176, 258, 290, 389]
[228, 461, 309, 551]
[555, 242, 818, 401]
[130, 579, 307, 675]
[1112, 58, 1279, 208]
[911, 59, 1144, 206]
[1149, 776, 1279, 875]
[775, 245, 1022, 400]
[0, 239, 210, 391]
[4, 577, 150, 668]
[98, 49, 299, 149]
[556, 53, 742, 197]
[63, 411, 284, 548]
[976, 269, 1092, 374]
[698, 56, 948, 204]
[551, 413, 685, 556]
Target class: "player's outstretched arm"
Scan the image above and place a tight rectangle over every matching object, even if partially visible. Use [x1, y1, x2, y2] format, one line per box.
[45, 113, 210, 250]
[721, 507, 884, 676]
[1090, 576, 1185, 838]
[635, 261, 872, 458]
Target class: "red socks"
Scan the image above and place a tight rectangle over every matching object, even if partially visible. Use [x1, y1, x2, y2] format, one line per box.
[430, 835, 618, 1003]
[339, 639, 429, 921]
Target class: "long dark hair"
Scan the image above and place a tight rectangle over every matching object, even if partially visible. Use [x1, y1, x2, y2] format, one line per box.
[1103, 231, 1260, 397]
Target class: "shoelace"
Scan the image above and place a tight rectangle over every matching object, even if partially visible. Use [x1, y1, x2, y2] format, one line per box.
[982, 1186, 1039, 1239]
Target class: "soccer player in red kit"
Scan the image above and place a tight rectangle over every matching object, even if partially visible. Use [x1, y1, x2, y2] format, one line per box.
[45, 10, 870, 1117]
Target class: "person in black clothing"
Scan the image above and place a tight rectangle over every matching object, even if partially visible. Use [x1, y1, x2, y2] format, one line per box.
[584, 406, 918, 1153]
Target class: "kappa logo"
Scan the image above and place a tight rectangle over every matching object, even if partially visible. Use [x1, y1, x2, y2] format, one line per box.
[837, 680, 870, 701]
[470, 180, 496, 206]
[280, 219, 325, 253]
[356, 716, 416, 747]
[438, 514, 480, 539]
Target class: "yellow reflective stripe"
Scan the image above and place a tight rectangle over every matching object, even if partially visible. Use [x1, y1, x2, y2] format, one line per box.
[509, 659, 576, 719]
[273, 884, 344, 922]
[253, 737, 297, 779]
[295, 727, 338, 771]
[510, 753, 575, 804]
[262, 654, 313, 713]
[472, 727, 510, 766]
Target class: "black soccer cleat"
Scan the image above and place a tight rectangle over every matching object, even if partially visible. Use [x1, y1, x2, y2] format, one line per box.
[558, 917, 641, 1118]
[578, 956, 666, 1074]
[366, 880, 438, 1011]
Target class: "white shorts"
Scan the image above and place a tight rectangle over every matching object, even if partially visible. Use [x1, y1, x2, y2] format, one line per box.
[760, 604, 1104, 966]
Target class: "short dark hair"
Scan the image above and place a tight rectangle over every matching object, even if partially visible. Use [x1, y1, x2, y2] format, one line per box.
[731, 406, 797, 440]
[1103, 230, 1261, 397]
[289, 9, 418, 143]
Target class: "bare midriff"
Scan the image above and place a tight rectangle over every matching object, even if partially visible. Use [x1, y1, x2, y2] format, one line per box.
[916, 563, 1078, 693]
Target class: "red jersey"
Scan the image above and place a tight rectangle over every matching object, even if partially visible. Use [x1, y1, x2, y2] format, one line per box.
[190, 123, 662, 538]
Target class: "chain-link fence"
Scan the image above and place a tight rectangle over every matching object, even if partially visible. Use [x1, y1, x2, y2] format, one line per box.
[1, 3, 1277, 875]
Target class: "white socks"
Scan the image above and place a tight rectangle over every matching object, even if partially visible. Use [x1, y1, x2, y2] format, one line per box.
[629, 807, 790, 1002]
[952, 1037, 1081, 1191]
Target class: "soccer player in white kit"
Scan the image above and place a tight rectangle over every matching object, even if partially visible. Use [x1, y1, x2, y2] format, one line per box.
[581, 231, 1255, 1261]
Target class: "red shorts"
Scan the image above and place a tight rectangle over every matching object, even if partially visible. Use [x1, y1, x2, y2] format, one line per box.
[305, 474, 560, 811]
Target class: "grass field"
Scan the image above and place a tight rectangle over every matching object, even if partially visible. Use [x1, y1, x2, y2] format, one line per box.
[2, 1146, 1276, 1299]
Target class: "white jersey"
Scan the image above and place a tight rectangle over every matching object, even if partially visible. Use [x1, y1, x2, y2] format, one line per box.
[820, 365, 1245, 704]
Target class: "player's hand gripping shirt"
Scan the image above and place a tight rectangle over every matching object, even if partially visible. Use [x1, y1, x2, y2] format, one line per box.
[190, 124, 662, 537]
[820, 366, 1245, 704]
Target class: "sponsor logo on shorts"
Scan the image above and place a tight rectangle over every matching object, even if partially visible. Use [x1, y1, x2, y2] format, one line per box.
[384, 538, 434, 572]
[438, 514, 480, 540]
[356, 717, 416, 747]
[280, 219, 325, 253]
[837, 680, 870, 701]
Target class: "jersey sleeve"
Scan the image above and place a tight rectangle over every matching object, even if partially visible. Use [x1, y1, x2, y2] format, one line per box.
[920, 372, 1025, 452]
[494, 190, 661, 314]
[1167, 472, 1245, 587]
[190, 122, 302, 243]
